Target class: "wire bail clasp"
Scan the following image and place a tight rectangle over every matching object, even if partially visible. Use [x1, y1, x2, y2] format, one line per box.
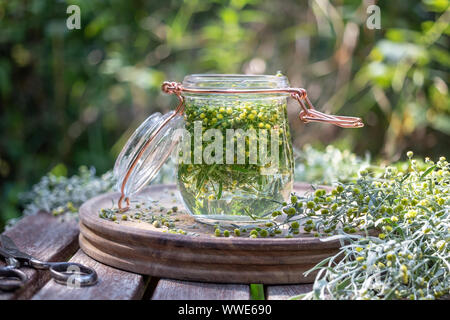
[161, 81, 364, 128]
[289, 89, 364, 128]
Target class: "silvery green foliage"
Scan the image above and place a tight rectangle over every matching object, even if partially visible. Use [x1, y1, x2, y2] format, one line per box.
[8, 163, 176, 228]
[295, 156, 450, 300]
[295, 145, 371, 184]
[19, 166, 115, 218]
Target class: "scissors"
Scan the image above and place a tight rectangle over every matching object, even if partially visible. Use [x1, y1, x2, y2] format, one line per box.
[0, 234, 97, 291]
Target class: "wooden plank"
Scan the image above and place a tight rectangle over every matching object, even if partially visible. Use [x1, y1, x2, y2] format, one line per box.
[151, 279, 250, 300]
[0, 212, 79, 300]
[266, 284, 313, 300]
[32, 249, 148, 300]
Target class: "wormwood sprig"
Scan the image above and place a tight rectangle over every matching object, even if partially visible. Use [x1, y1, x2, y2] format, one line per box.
[279, 153, 449, 300]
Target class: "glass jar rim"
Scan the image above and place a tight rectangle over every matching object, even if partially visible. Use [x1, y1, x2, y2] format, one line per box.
[182, 73, 290, 90]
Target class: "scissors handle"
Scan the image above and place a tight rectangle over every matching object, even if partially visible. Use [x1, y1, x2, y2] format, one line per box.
[29, 259, 98, 287]
[49, 262, 98, 287]
[0, 267, 27, 291]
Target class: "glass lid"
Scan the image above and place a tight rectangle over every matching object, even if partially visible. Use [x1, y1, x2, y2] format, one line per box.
[113, 111, 184, 201]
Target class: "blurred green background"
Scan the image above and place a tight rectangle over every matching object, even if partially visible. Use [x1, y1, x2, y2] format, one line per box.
[0, 0, 449, 229]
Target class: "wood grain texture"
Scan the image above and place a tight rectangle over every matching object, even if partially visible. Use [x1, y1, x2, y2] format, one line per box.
[0, 212, 79, 300]
[266, 284, 313, 300]
[32, 249, 148, 300]
[79, 183, 340, 284]
[152, 279, 250, 300]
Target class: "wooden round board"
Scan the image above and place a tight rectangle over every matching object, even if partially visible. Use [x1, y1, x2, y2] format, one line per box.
[79, 183, 342, 284]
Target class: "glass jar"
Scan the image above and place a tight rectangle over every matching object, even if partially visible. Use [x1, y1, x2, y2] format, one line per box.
[113, 73, 363, 225]
[177, 74, 294, 223]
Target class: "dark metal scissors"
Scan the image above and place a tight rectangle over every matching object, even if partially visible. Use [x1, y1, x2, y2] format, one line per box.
[0, 234, 97, 291]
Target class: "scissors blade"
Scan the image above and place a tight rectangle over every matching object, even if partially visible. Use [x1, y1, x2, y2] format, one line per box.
[0, 235, 33, 261]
